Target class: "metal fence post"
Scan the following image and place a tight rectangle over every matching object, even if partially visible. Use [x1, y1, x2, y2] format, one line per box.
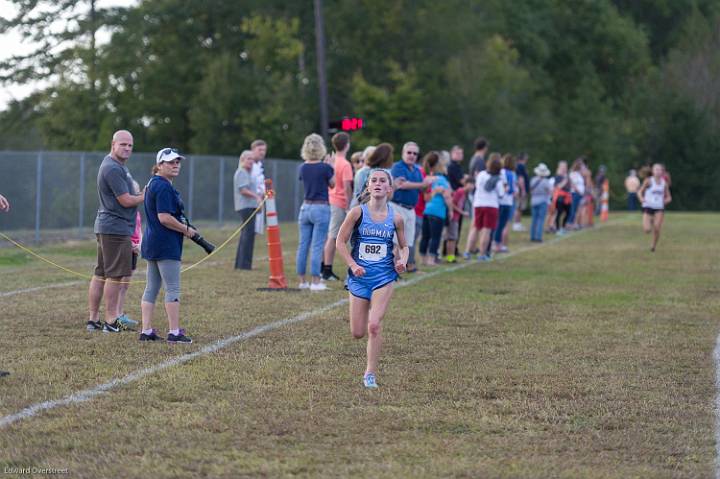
[218, 157, 225, 227]
[35, 152, 43, 243]
[78, 153, 85, 236]
[188, 156, 195, 219]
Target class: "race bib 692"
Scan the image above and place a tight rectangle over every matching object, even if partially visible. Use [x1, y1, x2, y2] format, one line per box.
[359, 242, 387, 262]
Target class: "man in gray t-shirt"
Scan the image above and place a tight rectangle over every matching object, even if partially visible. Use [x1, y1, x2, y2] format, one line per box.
[87, 130, 145, 333]
[234, 150, 262, 269]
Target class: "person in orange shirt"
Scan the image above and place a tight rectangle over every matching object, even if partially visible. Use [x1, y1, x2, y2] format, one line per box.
[322, 132, 354, 281]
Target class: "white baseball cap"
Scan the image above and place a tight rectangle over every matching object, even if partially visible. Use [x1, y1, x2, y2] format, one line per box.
[156, 147, 185, 164]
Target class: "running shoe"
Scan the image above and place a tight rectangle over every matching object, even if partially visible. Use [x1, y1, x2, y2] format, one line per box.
[322, 270, 341, 281]
[167, 332, 193, 344]
[363, 373, 378, 389]
[310, 282, 329, 292]
[512, 222, 525, 232]
[462, 252, 472, 261]
[86, 320, 102, 331]
[139, 329, 162, 341]
[298, 282, 310, 290]
[102, 320, 123, 333]
[498, 245, 509, 253]
[0, 371, 9, 378]
[556, 228, 566, 236]
[477, 254, 492, 262]
[117, 313, 138, 329]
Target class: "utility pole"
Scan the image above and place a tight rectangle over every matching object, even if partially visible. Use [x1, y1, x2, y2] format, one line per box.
[313, 0, 329, 141]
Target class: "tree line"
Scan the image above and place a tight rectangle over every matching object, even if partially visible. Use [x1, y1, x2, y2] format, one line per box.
[0, 0, 719, 210]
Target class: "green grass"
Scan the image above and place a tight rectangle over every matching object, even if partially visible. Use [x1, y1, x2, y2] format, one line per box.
[0, 212, 718, 478]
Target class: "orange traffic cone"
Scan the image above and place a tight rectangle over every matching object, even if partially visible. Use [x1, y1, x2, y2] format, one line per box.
[600, 179, 609, 222]
[263, 179, 288, 289]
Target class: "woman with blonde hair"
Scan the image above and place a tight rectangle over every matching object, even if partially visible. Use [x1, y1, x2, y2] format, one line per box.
[296, 134, 335, 290]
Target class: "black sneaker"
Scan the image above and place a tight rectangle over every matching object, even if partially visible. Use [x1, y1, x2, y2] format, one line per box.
[86, 320, 102, 331]
[139, 329, 163, 341]
[102, 320, 122, 333]
[322, 270, 341, 281]
[0, 371, 9, 378]
[167, 332, 192, 344]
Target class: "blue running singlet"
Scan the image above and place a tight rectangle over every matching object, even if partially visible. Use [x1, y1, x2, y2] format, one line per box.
[346, 204, 399, 300]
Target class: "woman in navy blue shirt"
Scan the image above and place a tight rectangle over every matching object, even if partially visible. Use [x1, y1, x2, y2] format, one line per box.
[139, 148, 196, 343]
[296, 133, 335, 291]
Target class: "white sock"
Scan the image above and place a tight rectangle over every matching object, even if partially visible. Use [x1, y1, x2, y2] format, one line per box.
[169, 329, 180, 336]
[142, 329, 153, 335]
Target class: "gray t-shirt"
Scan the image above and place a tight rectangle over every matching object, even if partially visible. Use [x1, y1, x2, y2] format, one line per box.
[234, 167, 258, 210]
[94, 154, 137, 235]
[530, 176, 553, 206]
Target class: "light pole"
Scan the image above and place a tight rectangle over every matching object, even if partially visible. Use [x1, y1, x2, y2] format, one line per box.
[313, 0, 329, 141]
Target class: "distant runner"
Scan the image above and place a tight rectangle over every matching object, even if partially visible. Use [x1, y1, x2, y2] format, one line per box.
[638, 163, 672, 252]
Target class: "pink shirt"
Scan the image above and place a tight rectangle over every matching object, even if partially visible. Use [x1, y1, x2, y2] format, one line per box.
[328, 156, 353, 209]
[131, 212, 142, 247]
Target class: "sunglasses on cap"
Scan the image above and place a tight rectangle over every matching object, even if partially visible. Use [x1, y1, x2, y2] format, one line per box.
[159, 147, 179, 157]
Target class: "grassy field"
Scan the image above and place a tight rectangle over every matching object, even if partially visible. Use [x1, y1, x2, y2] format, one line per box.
[0, 212, 718, 478]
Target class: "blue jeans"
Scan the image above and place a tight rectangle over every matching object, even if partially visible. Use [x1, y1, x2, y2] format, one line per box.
[494, 205, 513, 243]
[627, 193, 638, 211]
[296, 203, 330, 277]
[568, 192, 583, 224]
[530, 202, 548, 241]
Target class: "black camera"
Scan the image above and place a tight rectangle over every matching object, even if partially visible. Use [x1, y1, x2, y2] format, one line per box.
[179, 214, 215, 255]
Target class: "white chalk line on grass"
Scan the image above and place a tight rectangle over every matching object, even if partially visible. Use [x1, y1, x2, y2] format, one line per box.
[0, 225, 601, 429]
[714, 336, 720, 479]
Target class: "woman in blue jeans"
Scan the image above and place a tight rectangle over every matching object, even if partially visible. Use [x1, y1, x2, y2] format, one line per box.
[529, 163, 553, 242]
[296, 133, 335, 291]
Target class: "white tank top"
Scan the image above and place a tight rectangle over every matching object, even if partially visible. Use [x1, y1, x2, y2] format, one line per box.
[642, 177, 665, 210]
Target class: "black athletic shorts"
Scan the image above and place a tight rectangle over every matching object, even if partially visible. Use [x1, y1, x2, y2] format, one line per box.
[642, 207, 663, 216]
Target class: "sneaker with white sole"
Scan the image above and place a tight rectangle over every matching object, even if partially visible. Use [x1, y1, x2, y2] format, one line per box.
[363, 373, 378, 389]
[102, 319, 123, 333]
[310, 282, 329, 292]
[298, 282, 310, 290]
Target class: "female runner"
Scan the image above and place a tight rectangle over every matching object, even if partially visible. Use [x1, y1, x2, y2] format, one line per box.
[637, 163, 672, 252]
[336, 169, 409, 389]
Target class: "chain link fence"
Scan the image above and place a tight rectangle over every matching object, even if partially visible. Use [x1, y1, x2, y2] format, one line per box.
[0, 151, 304, 242]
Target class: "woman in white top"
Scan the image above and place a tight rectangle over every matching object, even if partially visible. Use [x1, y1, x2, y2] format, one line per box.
[637, 163, 671, 252]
